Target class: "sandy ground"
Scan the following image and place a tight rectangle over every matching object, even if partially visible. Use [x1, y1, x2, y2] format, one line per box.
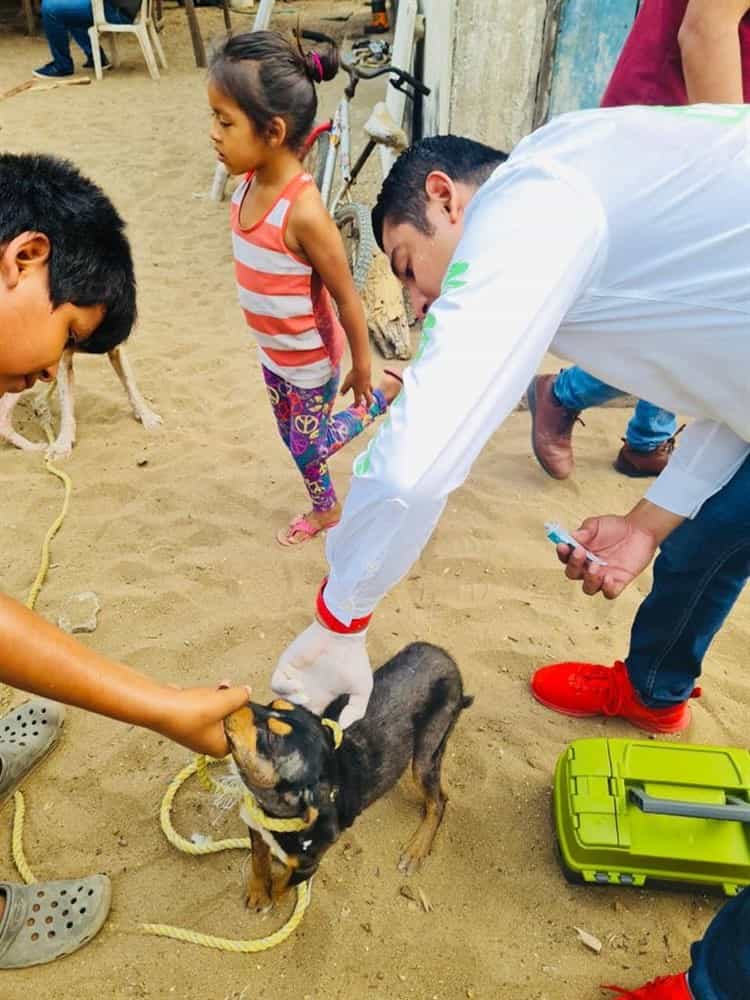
[2, 4, 750, 998]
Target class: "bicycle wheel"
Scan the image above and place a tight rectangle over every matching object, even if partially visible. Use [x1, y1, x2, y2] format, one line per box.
[334, 202, 377, 292]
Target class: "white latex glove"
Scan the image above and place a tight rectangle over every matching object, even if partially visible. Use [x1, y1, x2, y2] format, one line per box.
[271, 621, 373, 729]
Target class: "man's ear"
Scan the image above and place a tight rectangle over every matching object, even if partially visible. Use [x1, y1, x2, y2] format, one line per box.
[0, 232, 51, 289]
[424, 171, 461, 224]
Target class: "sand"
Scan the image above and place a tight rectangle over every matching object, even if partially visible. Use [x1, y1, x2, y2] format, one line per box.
[2, 5, 750, 998]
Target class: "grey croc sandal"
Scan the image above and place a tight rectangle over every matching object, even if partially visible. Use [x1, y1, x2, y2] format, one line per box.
[0, 699, 65, 807]
[0, 875, 111, 968]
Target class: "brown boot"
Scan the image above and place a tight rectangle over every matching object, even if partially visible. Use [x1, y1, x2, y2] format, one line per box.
[615, 438, 675, 477]
[527, 373, 582, 480]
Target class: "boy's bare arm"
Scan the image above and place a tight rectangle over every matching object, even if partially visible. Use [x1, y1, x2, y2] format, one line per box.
[0, 593, 249, 756]
[679, 0, 750, 103]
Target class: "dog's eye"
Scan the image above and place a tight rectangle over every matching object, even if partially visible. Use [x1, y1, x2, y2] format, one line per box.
[271, 699, 295, 712]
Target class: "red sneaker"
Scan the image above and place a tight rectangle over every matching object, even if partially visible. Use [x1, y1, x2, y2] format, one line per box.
[601, 972, 692, 999]
[531, 660, 699, 734]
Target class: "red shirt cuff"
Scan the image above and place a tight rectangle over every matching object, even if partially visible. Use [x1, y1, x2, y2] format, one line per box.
[316, 578, 372, 634]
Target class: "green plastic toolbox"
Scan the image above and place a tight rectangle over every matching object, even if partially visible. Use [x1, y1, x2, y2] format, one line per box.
[553, 738, 750, 896]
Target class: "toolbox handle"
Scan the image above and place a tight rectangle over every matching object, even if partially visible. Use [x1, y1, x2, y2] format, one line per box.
[629, 787, 750, 823]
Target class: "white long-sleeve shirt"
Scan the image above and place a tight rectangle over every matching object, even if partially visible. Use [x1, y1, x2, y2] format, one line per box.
[325, 103, 750, 624]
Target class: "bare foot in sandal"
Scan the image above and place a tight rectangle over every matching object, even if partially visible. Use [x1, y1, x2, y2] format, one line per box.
[277, 505, 342, 547]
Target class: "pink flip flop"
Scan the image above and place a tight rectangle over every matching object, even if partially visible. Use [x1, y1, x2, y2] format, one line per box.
[276, 514, 341, 547]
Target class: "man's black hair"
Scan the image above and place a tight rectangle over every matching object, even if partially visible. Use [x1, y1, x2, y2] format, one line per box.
[0, 153, 136, 353]
[372, 135, 508, 250]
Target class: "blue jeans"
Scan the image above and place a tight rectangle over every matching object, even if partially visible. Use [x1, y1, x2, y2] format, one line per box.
[625, 454, 750, 707]
[688, 885, 750, 999]
[553, 367, 677, 451]
[41, 0, 131, 72]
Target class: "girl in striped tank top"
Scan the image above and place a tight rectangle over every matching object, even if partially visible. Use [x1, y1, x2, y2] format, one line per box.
[208, 32, 402, 546]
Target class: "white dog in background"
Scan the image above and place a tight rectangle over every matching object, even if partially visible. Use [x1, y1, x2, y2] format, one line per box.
[0, 345, 162, 459]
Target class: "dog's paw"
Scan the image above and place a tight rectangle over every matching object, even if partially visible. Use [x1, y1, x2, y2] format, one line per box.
[397, 848, 423, 877]
[245, 879, 273, 913]
[137, 409, 163, 430]
[398, 827, 435, 876]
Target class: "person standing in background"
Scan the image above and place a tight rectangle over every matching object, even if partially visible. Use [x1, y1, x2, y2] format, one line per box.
[527, 0, 750, 481]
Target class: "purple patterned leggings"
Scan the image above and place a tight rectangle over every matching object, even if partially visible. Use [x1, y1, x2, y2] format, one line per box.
[262, 366, 386, 512]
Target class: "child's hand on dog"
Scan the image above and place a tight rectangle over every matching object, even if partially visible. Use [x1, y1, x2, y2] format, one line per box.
[157, 684, 252, 757]
[340, 365, 375, 409]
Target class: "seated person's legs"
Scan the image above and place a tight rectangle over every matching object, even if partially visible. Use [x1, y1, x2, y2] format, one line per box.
[36, 0, 94, 76]
[35, 0, 133, 77]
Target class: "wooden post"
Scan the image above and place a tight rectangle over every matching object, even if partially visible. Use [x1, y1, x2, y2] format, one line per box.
[184, 0, 206, 68]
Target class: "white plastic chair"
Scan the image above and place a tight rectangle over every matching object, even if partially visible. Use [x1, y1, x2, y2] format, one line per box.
[88, 0, 167, 81]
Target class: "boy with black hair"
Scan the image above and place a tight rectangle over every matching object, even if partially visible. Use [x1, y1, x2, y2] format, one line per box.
[0, 153, 250, 968]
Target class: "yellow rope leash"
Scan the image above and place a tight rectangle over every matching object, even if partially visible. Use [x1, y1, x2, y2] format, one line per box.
[140, 754, 313, 951]
[24, 453, 72, 612]
[7, 398, 72, 886]
[141, 880, 313, 953]
[143, 721, 343, 951]
[11, 790, 36, 885]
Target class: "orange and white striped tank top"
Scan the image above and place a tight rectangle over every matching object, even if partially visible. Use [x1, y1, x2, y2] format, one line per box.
[231, 171, 345, 388]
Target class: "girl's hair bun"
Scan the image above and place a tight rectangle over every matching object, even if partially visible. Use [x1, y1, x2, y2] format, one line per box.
[302, 44, 339, 84]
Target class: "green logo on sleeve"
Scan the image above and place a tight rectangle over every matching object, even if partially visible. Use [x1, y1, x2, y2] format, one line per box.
[353, 261, 470, 479]
[412, 260, 470, 364]
[655, 104, 750, 126]
[413, 311, 435, 363]
[441, 260, 469, 293]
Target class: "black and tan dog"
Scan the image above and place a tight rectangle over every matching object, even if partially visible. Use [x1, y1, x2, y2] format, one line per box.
[224, 642, 472, 911]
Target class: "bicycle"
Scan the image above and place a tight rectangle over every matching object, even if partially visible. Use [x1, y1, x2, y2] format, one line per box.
[300, 30, 430, 297]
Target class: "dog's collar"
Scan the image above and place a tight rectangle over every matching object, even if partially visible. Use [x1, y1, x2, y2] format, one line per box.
[322, 717, 343, 748]
[239, 717, 341, 831]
